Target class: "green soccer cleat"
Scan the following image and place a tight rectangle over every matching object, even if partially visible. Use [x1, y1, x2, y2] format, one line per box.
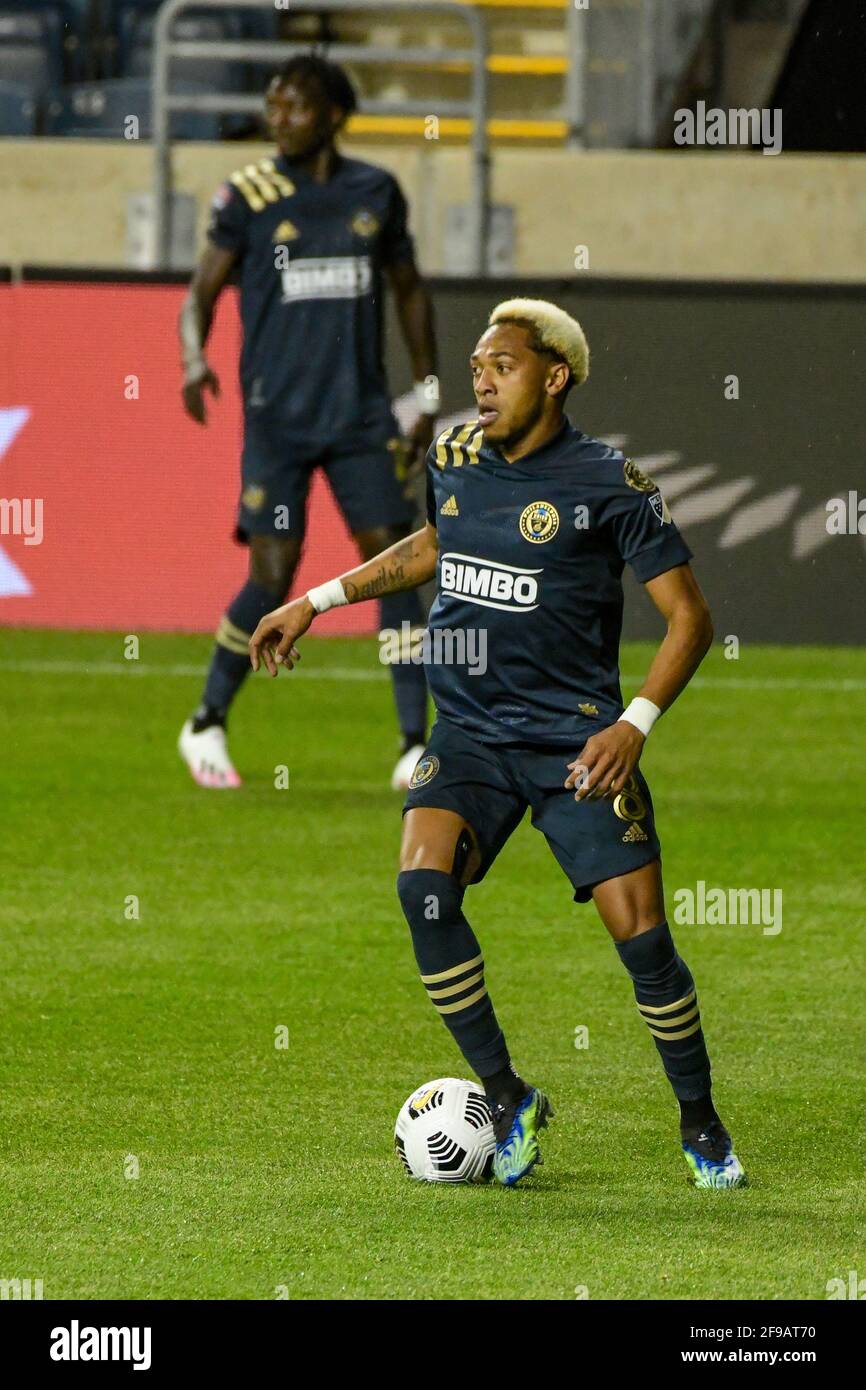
[681, 1119, 747, 1189]
[491, 1086, 554, 1187]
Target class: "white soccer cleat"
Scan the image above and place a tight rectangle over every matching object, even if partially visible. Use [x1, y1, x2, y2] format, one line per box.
[178, 719, 242, 789]
[390, 743, 426, 791]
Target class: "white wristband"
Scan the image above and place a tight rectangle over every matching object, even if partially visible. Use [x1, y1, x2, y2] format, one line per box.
[618, 697, 661, 738]
[414, 376, 441, 416]
[307, 579, 348, 614]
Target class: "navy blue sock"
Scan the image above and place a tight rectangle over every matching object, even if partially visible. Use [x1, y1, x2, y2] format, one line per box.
[615, 922, 712, 1102]
[380, 591, 428, 749]
[196, 580, 280, 726]
[396, 869, 512, 1079]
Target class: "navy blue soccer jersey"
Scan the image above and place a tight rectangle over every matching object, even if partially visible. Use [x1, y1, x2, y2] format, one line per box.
[424, 419, 693, 746]
[207, 153, 414, 442]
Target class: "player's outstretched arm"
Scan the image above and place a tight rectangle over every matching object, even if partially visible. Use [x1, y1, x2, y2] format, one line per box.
[179, 243, 237, 425]
[249, 524, 438, 677]
[567, 564, 713, 800]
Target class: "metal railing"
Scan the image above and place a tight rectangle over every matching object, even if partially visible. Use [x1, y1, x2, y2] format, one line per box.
[152, 0, 490, 271]
[638, 0, 718, 145]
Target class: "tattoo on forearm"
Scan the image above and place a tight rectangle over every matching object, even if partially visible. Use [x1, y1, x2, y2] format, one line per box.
[342, 533, 430, 603]
[344, 563, 406, 602]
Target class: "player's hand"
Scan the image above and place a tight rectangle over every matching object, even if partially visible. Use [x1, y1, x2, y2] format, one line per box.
[182, 359, 221, 425]
[249, 596, 315, 676]
[565, 722, 645, 801]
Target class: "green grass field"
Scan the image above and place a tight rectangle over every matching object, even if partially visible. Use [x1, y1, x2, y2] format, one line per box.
[1, 628, 863, 1300]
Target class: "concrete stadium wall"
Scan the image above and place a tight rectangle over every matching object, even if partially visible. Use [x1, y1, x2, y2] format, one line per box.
[1, 138, 864, 281]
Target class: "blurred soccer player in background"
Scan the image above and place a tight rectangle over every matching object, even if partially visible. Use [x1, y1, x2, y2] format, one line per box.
[249, 298, 747, 1192]
[178, 54, 437, 789]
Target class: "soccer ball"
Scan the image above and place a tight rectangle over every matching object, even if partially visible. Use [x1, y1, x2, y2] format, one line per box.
[394, 1077, 495, 1183]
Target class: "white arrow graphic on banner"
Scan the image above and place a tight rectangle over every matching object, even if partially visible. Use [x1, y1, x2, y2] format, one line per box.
[0, 407, 32, 597]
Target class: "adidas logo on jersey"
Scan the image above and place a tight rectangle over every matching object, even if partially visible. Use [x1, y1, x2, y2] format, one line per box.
[441, 495, 459, 516]
[439, 553, 541, 613]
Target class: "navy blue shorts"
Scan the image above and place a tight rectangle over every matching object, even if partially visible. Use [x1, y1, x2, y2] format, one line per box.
[237, 419, 415, 541]
[403, 717, 661, 903]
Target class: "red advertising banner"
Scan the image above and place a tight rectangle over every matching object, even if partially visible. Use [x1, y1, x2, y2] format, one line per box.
[0, 281, 375, 633]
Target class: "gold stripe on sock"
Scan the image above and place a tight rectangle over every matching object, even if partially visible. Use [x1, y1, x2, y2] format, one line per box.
[215, 619, 251, 656]
[435, 985, 488, 1015]
[645, 1019, 703, 1042]
[637, 989, 696, 1017]
[426, 969, 485, 1001]
[220, 615, 251, 645]
[420, 952, 483, 985]
[643, 1002, 701, 1031]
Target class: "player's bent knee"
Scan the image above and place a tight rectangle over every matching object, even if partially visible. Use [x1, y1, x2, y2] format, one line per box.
[396, 867, 463, 929]
[399, 838, 453, 874]
[399, 810, 480, 884]
[249, 536, 302, 599]
[353, 524, 407, 561]
[593, 859, 665, 942]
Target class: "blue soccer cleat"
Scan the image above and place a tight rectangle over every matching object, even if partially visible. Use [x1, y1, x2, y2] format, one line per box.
[491, 1086, 554, 1187]
[682, 1119, 747, 1189]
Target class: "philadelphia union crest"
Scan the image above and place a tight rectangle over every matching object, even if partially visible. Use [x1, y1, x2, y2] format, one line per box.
[351, 208, 381, 237]
[519, 501, 559, 544]
[409, 755, 440, 789]
[623, 458, 657, 492]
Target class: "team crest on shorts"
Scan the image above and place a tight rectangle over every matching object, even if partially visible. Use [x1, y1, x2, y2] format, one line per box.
[519, 501, 559, 544]
[242, 484, 266, 512]
[409, 754, 440, 789]
[613, 775, 650, 843]
[351, 209, 380, 237]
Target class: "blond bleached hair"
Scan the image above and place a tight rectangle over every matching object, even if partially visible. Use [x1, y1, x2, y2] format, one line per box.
[488, 297, 590, 389]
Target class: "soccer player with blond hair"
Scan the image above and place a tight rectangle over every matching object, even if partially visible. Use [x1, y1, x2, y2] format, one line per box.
[249, 298, 746, 1190]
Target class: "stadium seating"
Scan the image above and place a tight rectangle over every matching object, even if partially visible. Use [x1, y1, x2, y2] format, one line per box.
[0, 77, 40, 135]
[43, 76, 222, 139]
[117, 9, 243, 86]
[0, 7, 65, 93]
[336, 0, 570, 143]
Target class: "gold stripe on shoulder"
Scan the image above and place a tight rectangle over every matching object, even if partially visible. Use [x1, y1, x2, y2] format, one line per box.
[244, 164, 280, 205]
[229, 171, 265, 212]
[450, 421, 477, 467]
[259, 158, 295, 197]
[464, 424, 483, 464]
[434, 425, 460, 470]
